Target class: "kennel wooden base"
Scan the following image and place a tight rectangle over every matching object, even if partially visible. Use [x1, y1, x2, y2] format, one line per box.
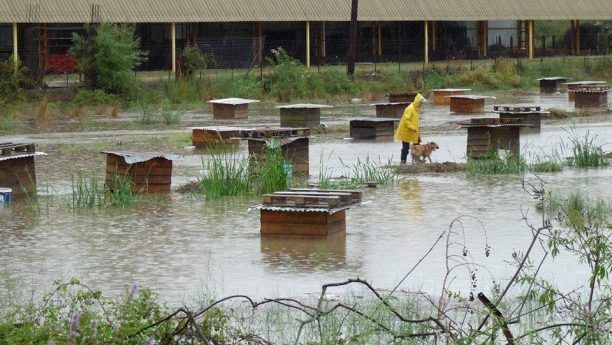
[0, 143, 44, 196]
[431, 88, 471, 105]
[449, 96, 487, 114]
[260, 209, 346, 236]
[191, 127, 241, 149]
[208, 98, 259, 119]
[372, 102, 410, 118]
[349, 118, 398, 140]
[278, 104, 332, 128]
[572, 87, 609, 108]
[495, 106, 545, 131]
[461, 118, 531, 158]
[259, 189, 362, 236]
[565, 81, 606, 101]
[104, 152, 177, 193]
[538, 77, 568, 93]
[246, 137, 309, 176]
[388, 92, 418, 103]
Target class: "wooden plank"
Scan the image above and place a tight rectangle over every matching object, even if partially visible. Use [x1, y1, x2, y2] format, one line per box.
[263, 194, 340, 208]
[288, 188, 362, 203]
[273, 191, 352, 205]
[261, 210, 328, 224]
[260, 210, 346, 236]
[106, 165, 173, 176]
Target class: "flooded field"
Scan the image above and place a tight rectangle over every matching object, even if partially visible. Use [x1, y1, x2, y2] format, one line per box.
[1, 91, 610, 303]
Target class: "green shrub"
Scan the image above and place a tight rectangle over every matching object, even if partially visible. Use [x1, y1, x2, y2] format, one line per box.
[0, 58, 27, 105]
[71, 23, 145, 97]
[265, 48, 309, 102]
[179, 45, 208, 77]
[562, 128, 608, 168]
[159, 101, 183, 125]
[72, 89, 119, 107]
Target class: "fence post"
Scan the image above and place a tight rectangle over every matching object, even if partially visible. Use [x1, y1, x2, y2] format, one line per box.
[171, 22, 176, 76]
[13, 23, 19, 73]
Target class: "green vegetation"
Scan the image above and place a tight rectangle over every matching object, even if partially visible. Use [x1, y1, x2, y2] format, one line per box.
[318, 154, 395, 188]
[71, 23, 145, 97]
[0, 53, 608, 136]
[544, 107, 596, 119]
[562, 129, 608, 168]
[0, 58, 29, 106]
[189, 143, 290, 198]
[530, 159, 563, 173]
[70, 170, 140, 209]
[466, 151, 526, 176]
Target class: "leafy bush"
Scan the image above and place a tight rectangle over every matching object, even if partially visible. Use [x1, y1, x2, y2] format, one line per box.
[265, 48, 309, 102]
[0, 58, 27, 105]
[179, 45, 208, 77]
[71, 23, 145, 97]
[72, 89, 119, 107]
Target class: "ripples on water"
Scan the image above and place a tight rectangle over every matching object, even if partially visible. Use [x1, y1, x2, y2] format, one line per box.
[0, 93, 610, 301]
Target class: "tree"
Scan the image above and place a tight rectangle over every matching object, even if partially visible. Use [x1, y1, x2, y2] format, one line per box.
[71, 23, 145, 97]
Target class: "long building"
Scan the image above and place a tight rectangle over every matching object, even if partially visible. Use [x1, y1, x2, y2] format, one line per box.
[0, 0, 610, 74]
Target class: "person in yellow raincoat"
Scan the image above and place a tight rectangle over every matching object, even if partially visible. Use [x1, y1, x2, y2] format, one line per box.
[395, 93, 426, 163]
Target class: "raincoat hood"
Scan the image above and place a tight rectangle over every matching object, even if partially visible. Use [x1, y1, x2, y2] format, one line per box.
[412, 93, 425, 110]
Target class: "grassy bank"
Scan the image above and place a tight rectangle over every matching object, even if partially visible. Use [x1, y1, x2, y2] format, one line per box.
[1, 55, 609, 136]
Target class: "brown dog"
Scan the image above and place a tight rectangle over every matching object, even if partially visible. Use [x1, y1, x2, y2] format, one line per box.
[410, 142, 440, 163]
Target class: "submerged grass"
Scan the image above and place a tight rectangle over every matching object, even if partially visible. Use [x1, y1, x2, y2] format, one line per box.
[466, 151, 526, 176]
[192, 142, 290, 198]
[70, 170, 140, 209]
[561, 128, 608, 168]
[318, 154, 395, 189]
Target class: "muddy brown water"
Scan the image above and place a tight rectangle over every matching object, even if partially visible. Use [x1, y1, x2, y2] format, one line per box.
[0, 92, 610, 302]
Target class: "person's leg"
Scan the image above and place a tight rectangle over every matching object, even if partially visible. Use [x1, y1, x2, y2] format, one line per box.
[400, 141, 410, 163]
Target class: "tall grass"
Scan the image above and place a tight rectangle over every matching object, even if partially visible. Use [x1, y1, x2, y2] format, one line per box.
[466, 151, 526, 176]
[196, 143, 289, 198]
[251, 143, 289, 194]
[562, 129, 608, 168]
[317, 154, 395, 188]
[70, 170, 139, 209]
[198, 148, 253, 198]
[159, 101, 183, 125]
[71, 170, 105, 209]
[528, 152, 563, 173]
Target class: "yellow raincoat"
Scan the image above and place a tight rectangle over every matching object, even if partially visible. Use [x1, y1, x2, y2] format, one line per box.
[394, 93, 424, 143]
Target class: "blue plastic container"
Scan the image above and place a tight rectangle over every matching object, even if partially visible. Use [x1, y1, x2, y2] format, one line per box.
[0, 188, 12, 204]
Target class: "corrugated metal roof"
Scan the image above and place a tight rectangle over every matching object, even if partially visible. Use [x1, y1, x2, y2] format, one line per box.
[1, 0, 611, 23]
[0, 152, 47, 162]
[102, 151, 181, 164]
[257, 205, 351, 214]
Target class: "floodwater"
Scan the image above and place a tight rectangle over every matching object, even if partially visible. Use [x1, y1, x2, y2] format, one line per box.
[1, 92, 610, 303]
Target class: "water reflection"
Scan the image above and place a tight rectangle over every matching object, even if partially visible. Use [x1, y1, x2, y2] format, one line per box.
[260, 233, 349, 272]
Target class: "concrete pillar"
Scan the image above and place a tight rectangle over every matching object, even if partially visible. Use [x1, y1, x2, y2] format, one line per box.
[424, 21, 429, 64]
[171, 22, 176, 75]
[306, 21, 310, 67]
[527, 20, 534, 59]
[12, 23, 18, 72]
